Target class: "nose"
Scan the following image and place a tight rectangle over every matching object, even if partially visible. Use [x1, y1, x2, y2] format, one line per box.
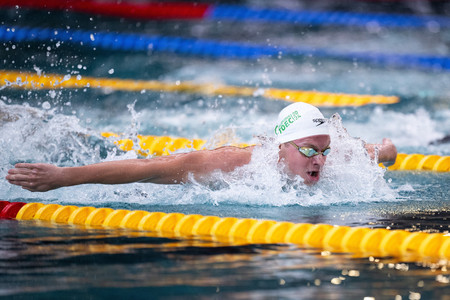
[312, 154, 327, 167]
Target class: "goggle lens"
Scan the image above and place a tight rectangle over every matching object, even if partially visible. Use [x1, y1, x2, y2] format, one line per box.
[290, 142, 331, 158]
[289, 142, 330, 157]
[299, 147, 318, 157]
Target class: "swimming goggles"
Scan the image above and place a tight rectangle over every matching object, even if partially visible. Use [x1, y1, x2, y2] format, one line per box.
[289, 142, 331, 158]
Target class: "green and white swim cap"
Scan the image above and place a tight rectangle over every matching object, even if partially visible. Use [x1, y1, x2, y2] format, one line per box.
[275, 102, 329, 144]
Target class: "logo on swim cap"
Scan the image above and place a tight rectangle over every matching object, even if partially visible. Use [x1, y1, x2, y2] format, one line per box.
[313, 118, 326, 126]
[274, 110, 301, 136]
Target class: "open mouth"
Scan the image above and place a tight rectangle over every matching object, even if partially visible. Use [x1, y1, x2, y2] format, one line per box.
[307, 171, 319, 178]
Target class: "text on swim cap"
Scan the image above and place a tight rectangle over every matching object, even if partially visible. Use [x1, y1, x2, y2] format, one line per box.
[275, 110, 301, 135]
[313, 118, 327, 126]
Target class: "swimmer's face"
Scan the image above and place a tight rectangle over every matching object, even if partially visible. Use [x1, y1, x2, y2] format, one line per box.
[278, 135, 331, 185]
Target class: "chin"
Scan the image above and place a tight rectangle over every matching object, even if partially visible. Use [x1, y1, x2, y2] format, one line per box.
[304, 180, 318, 186]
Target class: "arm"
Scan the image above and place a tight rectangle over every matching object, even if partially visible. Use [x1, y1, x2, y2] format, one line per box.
[6, 146, 254, 192]
[364, 138, 397, 166]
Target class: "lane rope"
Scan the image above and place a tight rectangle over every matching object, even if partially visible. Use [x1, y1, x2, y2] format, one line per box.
[101, 132, 450, 172]
[0, 70, 399, 107]
[388, 153, 450, 172]
[1, 25, 449, 71]
[1, 201, 448, 261]
[210, 4, 450, 29]
[2, 0, 450, 29]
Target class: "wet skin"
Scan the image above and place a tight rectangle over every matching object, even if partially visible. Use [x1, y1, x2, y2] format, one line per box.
[6, 136, 396, 192]
[278, 135, 331, 185]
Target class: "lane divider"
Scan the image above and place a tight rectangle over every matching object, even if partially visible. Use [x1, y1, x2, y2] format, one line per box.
[388, 153, 450, 172]
[101, 133, 450, 172]
[209, 4, 450, 29]
[1, 201, 449, 260]
[0, 70, 399, 107]
[0, 0, 210, 20]
[1, 25, 449, 71]
[101, 132, 210, 157]
[2, 1, 450, 29]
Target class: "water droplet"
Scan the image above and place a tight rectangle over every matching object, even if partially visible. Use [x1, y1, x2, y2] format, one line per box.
[42, 101, 51, 109]
[331, 277, 342, 285]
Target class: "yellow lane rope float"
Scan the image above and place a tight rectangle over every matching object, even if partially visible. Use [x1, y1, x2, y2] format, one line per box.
[101, 133, 450, 172]
[0, 70, 399, 106]
[387, 153, 450, 172]
[6, 202, 450, 261]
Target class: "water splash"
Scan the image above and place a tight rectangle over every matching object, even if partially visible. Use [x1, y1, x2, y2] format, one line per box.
[314, 113, 398, 204]
[185, 113, 398, 207]
[1, 102, 398, 206]
[0, 100, 104, 165]
[0, 100, 110, 202]
[346, 107, 445, 148]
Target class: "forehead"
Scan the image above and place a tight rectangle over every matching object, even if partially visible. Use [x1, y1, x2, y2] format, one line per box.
[291, 135, 330, 147]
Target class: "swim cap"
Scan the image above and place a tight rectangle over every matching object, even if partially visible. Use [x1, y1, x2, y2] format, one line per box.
[274, 102, 329, 144]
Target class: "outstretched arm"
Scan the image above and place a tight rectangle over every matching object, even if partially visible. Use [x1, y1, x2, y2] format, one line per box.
[364, 138, 397, 166]
[6, 146, 254, 192]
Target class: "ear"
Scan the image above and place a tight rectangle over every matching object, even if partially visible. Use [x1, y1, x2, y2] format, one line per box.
[277, 144, 284, 163]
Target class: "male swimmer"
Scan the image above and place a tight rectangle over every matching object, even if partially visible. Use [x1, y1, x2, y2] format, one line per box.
[6, 102, 397, 192]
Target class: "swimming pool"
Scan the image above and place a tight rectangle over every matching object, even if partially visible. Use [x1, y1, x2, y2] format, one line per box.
[1, 1, 449, 299]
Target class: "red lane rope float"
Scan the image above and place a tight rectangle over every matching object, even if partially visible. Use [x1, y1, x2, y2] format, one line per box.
[0, 202, 26, 219]
[0, 0, 210, 19]
[1, 201, 449, 260]
[3, 0, 450, 30]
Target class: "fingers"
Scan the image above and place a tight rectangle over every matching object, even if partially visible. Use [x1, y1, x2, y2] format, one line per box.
[8, 178, 48, 192]
[7, 167, 42, 180]
[7, 176, 34, 187]
[14, 163, 45, 170]
[7, 163, 51, 178]
[6, 163, 51, 192]
[7, 177, 30, 188]
[6, 173, 36, 181]
[7, 166, 37, 179]
[7, 162, 61, 192]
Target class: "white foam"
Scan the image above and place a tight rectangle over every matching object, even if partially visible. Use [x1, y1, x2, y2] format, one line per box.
[345, 107, 445, 148]
[1, 102, 398, 207]
[152, 114, 398, 207]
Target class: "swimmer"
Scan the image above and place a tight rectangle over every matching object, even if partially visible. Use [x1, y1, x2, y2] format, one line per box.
[6, 102, 397, 192]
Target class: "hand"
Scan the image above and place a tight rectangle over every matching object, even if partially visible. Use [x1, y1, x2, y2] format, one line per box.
[6, 163, 64, 192]
[365, 138, 397, 166]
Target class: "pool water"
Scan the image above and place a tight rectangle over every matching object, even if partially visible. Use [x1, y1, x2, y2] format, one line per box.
[1, 1, 450, 299]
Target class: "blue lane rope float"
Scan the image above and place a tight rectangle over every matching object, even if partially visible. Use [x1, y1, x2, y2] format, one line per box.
[209, 4, 450, 29]
[1, 25, 450, 71]
[2, 1, 450, 29]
